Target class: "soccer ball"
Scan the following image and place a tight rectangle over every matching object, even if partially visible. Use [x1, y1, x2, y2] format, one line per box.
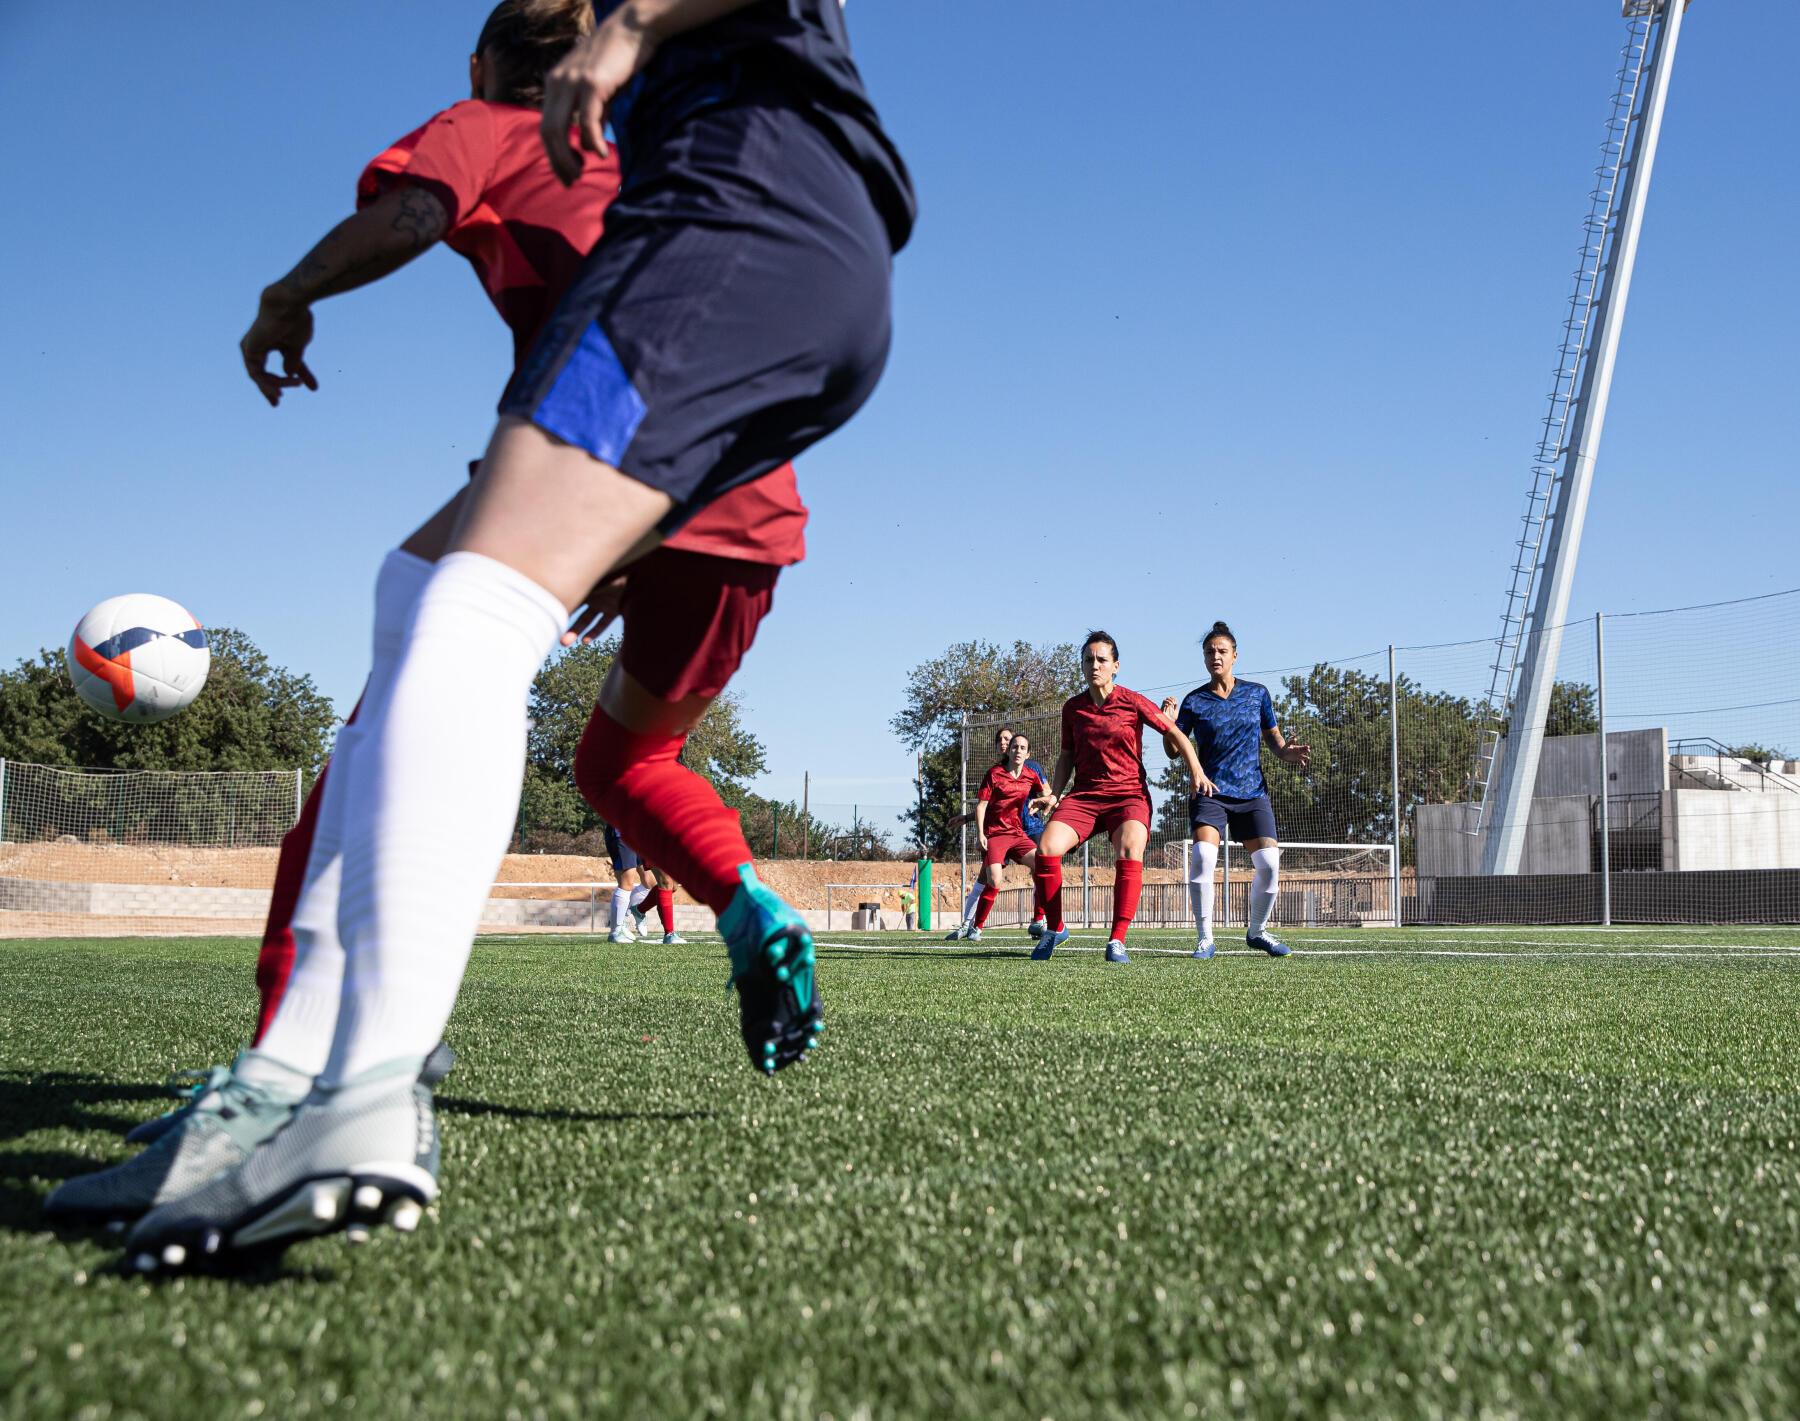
[68, 593, 211, 724]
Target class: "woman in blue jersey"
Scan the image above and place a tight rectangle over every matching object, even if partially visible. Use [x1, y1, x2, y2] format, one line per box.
[1161, 622, 1310, 959]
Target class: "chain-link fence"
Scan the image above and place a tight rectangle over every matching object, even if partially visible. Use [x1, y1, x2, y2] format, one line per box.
[958, 588, 1800, 927]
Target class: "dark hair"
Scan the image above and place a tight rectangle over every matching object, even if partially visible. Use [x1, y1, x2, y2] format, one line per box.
[476, 0, 593, 108]
[1203, 621, 1236, 652]
[1083, 630, 1119, 661]
[1009, 731, 1030, 749]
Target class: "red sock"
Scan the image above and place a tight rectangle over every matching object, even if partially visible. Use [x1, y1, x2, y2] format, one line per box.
[574, 707, 754, 916]
[655, 887, 676, 933]
[1030, 874, 1046, 923]
[1033, 857, 1064, 931]
[1110, 859, 1143, 943]
[973, 884, 997, 928]
[252, 758, 327, 1043]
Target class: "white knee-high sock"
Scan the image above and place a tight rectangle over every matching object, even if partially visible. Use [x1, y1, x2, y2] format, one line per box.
[323, 551, 564, 1084]
[962, 884, 982, 923]
[628, 884, 651, 908]
[1188, 840, 1218, 944]
[252, 549, 434, 1081]
[1247, 846, 1280, 938]
[609, 887, 631, 930]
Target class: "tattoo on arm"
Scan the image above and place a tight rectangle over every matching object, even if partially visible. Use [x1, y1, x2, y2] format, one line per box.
[390, 186, 449, 247]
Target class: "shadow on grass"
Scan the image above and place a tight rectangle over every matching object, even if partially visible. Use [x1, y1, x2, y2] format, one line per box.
[435, 1096, 715, 1126]
[0, 1071, 170, 1143]
[0, 1148, 106, 1233]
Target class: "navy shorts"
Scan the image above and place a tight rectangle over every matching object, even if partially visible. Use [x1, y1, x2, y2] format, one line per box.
[1190, 792, 1278, 844]
[501, 99, 894, 537]
[603, 826, 641, 875]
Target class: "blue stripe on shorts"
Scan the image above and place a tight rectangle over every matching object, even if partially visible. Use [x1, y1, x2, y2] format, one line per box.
[531, 320, 648, 468]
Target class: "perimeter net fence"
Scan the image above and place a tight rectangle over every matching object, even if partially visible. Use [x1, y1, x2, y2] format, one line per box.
[958, 588, 1800, 929]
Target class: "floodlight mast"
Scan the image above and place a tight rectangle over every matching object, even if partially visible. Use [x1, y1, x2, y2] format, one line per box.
[1475, 0, 1688, 876]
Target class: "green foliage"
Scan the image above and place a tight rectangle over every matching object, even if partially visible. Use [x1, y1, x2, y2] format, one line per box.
[0, 628, 335, 776]
[516, 639, 769, 850]
[891, 639, 1081, 856]
[1728, 742, 1792, 764]
[10, 927, 1800, 1416]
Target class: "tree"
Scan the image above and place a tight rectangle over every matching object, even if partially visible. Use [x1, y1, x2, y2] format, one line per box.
[0, 628, 336, 775]
[516, 639, 770, 850]
[1728, 743, 1791, 764]
[890, 638, 1082, 857]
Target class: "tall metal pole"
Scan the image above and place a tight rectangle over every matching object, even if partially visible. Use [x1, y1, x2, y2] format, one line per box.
[294, 767, 303, 827]
[1595, 612, 1611, 925]
[1389, 646, 1404, 928]
[0, 759, 7, 849]
[802, 771, 810, 858]
[959, 714, 969, 914]
[1483, 0, 1686, 875]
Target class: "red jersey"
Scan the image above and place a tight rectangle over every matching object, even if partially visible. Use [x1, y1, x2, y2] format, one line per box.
[1059, 686, 1176, 797]
[977, 762, 1047, 837]
[359, 100, 806, 568]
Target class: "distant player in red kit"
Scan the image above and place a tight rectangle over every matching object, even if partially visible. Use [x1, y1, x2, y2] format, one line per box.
[1029, 632, 1210, 963]
[48, 0, 803, 1228]
[950, 732, 1046, 943]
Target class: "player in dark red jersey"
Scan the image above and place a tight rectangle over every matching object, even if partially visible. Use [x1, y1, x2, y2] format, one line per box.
[1028, 632, 1211, 964]
[948, 731, 1046, 943]
[49, 1, 799, 1239]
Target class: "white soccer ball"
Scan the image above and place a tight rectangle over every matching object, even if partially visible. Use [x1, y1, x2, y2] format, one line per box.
[68, 593, 212, 724]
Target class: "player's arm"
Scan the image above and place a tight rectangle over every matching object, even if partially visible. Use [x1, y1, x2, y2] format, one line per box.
[1031, 750, 1072, 817]
[974, 798, 989, 849]
[240, 184, 451, 406]
[1157, 696, 1188, 762]
[541, 0, 761, 182]
[1150, 696, 1214, 797]
[1265, 724, 1312, 766]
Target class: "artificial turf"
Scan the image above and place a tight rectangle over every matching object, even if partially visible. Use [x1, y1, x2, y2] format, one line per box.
[4, 926, 1800, 1418]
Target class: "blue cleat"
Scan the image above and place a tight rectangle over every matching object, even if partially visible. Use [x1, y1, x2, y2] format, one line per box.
[718, 865, 822, 1074]
[1030, 926, 1069, 960]
[1248, 932, 1290, 957]
[1104, 939, 1129, 964]
[1191, 938, 1216, 960]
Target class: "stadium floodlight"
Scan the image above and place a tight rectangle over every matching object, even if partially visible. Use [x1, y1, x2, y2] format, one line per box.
[1470, 0, 1689, 874]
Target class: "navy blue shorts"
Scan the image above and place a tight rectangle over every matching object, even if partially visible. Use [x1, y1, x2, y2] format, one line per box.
[1190, 792, 1278, 844]
[603, 826, 641, 876]
[501, 99, 894, 537]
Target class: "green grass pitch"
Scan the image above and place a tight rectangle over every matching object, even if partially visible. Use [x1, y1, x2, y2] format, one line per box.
[5, 926, 1800, 1417]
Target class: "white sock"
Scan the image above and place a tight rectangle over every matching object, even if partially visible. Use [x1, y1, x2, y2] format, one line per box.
[962, 884, 982, 923]
[1188, 840, 1218, 944]
[323, 551, 564, 1084]
[628, 884, 651, 909]
[1247, 846, 1280, 938]
[609, 888, 631, 930]
[254, 549, 433, 1080]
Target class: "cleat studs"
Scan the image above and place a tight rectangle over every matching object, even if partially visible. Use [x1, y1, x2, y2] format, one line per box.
[133, 1253, 157, 1274]
[346, 1224, 372, 1245]
[807, 1036, 819, 1049]
[202, 1229, 222, 1255]
[776, 965, 790, 982]
[389, 1200, 422, 1233]
[353, 1184, 384, 1213]
[161, 1244, 186, 1267]
[311, 1187, 340, 1223]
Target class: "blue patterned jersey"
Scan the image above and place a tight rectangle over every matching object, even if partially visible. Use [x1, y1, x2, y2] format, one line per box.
[1019, 759, 1047, 836]
[1175, 680, 1276, 799]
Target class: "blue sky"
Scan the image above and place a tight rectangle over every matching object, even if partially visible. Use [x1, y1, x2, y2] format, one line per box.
[2, 2, 1794, 819]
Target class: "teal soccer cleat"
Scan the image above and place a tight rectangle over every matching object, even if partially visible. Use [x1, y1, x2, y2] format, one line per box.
[718, 865, 822, 1074]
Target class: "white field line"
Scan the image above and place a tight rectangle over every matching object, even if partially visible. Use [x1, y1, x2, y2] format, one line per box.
[808, 937, 1800, 960]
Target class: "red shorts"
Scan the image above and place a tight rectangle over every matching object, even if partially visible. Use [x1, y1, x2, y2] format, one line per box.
[982, 829, 1037, 869]
[1046, 788, 1152, 844]
[618, 548, 779, 701]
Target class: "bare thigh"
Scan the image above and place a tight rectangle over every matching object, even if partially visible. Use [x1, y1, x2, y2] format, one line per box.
[1111, 819, 1149, 861]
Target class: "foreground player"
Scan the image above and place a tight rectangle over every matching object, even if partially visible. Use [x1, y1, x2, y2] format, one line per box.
[1162, 621, 1310, 958]
[44, 0, 807, 1233]
[949, 732, 1045, 943]
[1029, 633, 1210, 963]
[120, 0, 912, 1268]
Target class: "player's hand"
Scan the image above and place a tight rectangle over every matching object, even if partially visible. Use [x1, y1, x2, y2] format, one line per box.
[1279, 741, 1312, 768]
[241, 288, 318, 407]
[1192, 770, 1217, 797]
[562, 571, 629, 646]
[540, 7, 662, 184]
[1160, 696, 1179, 719]
[976, 833, 987, 852]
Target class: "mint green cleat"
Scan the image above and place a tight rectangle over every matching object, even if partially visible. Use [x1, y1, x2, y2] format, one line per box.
[718, 865, 822, 1074]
